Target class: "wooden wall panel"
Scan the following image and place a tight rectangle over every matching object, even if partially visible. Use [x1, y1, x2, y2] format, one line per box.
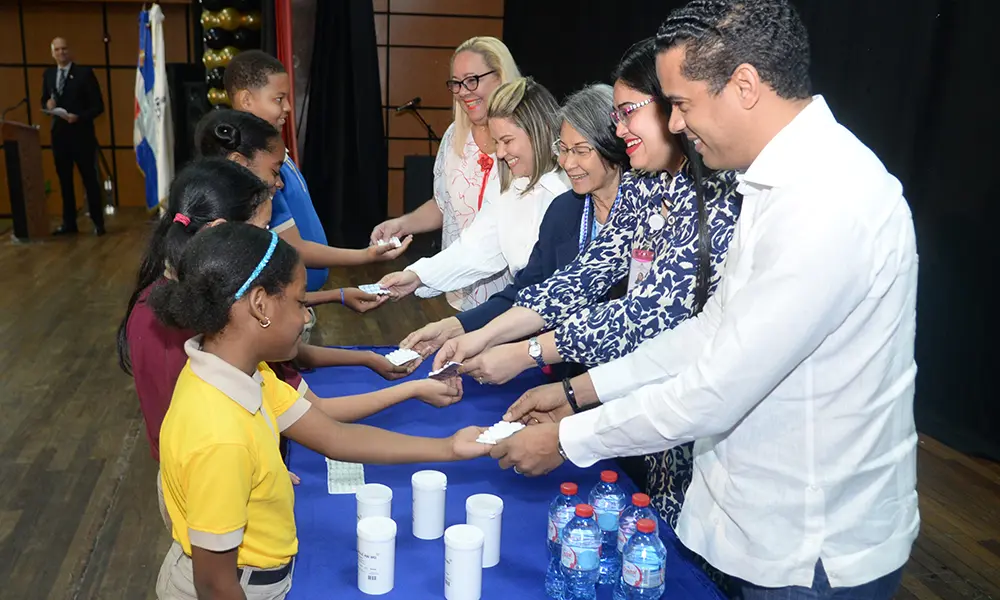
[389, 15, 503, 48]
[386, 48, 455, 108]
[376, 0, 503, 215]
[22, 4, 105, 66]
[108, 68, 135, 147]
[0, 67, 31, 125]
[389, 0, 504, 17]
[114, 149, 146, 208]
[0, 5, 24, 64]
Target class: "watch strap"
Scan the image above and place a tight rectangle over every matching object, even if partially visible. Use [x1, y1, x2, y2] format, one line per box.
[528, 337, 546, 369]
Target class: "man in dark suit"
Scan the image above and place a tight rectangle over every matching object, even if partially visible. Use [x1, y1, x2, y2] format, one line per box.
[42, 37, 106, 235]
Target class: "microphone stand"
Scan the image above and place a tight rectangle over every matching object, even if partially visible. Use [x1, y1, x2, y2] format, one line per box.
[404, 106, 440, 155]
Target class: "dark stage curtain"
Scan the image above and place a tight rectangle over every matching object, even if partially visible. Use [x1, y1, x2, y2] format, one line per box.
[504, 0, 998, 460]
[261, 0, 277, 56]
[298, 0, 387, 248]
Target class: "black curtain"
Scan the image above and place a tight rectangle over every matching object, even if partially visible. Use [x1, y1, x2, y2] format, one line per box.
[504, 0, 998, 460]
[299, 1, 388, 248]
[261, 0, 277, 55]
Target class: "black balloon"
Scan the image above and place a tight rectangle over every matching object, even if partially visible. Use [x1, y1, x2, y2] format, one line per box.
[232, 28, 261, 50]
[206, 67, 226, 89]
[232, 0, 260, 11]
[201, 0, 225, 11]
[203, 28, 234, 50]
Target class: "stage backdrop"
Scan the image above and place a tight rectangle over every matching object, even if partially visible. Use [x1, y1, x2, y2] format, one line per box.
[503, 0, 998, 460]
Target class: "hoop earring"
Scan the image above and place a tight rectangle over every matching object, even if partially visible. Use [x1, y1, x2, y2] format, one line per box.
[259, 317, 271, 328]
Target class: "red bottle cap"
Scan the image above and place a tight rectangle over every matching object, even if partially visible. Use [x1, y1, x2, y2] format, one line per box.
[632, 493, 650, 507]
[600, 470, 618, 483]
[561, 482, 578, 496]
[636, 518, 656, 534]
[575, 504, 594, 518]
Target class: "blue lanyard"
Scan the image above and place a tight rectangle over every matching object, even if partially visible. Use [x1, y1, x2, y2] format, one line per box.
[578, 188, 621, 254]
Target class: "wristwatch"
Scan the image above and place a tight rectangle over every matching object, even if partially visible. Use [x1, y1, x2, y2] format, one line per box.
[527, 337, 546, 369]
[557, 440, 569, 462]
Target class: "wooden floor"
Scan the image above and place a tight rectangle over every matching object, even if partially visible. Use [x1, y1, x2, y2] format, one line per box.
[0, 209, 996, 600]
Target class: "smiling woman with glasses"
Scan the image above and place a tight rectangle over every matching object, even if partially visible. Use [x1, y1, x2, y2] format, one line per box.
[370, 37, 521, 312]
[427, 40, 743, 568]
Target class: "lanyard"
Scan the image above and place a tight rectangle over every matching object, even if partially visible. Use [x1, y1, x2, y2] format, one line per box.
[578, 188, 621, 253]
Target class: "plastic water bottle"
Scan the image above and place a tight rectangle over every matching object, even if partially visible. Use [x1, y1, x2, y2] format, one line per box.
[621, 519, 666, 599]
[546, 482, 582, 599]
[560, 504, 602, 600]
[613, 494, 658, 600]
[588, 470, 627, 584]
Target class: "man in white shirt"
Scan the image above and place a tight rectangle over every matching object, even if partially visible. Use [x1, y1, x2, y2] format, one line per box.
[488, 1, 918, 597]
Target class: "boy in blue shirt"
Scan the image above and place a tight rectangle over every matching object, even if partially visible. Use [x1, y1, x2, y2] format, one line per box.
[224, 50, 411, 292]
[225, 51, 417, 379]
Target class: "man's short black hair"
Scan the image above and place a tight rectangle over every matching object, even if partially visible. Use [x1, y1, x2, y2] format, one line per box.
[223, 50, 287, 97]
[655, 0, 811, 100]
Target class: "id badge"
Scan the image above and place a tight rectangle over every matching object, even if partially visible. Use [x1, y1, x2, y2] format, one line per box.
[628, 248, 654, 291]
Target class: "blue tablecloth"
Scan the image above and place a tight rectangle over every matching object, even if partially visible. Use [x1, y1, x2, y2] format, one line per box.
[287, 347, 724, 600]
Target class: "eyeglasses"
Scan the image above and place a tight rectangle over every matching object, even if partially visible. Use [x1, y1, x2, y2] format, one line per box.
[610, 98, 655, 126]
[445, 70, 497, 94]
[552, 140, 595, 159]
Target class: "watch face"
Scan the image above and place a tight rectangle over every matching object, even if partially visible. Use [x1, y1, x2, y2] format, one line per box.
[529, 342, 541, 357]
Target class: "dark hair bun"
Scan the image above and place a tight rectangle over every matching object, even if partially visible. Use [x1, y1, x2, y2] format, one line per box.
[213, 123, 242, 151]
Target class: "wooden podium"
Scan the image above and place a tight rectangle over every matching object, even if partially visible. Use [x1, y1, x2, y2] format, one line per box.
[1, 120, 47, 241]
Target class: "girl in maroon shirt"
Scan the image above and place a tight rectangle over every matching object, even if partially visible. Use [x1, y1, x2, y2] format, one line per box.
[117, 158, 463, 461]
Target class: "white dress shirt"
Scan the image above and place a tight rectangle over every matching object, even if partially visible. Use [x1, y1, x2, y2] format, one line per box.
[410, 169, 571, 295]
[559, 97, 919, 588]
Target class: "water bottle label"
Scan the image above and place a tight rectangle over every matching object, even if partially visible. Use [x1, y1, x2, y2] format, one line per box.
[592, 497, 623, 532]
[622, 561, 664, 588]
[593, 507, 621, 532]
[548, 508, 575, 544]
[560, 544, 601, 571]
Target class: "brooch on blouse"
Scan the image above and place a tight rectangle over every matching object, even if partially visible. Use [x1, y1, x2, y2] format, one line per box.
[477, 152, 494, 173]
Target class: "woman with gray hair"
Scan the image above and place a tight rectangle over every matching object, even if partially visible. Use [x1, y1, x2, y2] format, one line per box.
[399, 82, 630, 360]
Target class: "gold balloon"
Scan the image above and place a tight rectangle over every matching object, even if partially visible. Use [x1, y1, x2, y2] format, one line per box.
[200, 10, 220, 29]
[202, 49, 221, 69]
[217, 46, 240, 67]
[217, 7, 241, 31]
[207, 88, 230, 106]
[240, 11, 262, 31]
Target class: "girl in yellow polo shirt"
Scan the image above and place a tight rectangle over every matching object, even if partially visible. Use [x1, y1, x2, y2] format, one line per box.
[150, 222, 488, 600]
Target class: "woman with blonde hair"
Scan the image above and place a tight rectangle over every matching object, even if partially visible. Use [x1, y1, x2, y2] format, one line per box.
[378, 77, 571, 302]
[370, 36, 521, 310]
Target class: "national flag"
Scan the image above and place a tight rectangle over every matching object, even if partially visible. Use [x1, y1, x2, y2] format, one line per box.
[134, 4, 174, 211]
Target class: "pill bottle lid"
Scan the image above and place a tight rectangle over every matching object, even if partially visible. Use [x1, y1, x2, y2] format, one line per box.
[560, 482, 578, 496]
[632, 493, 650, 507]
[357, 516, 397, 542]
[600, 470, 618, 483]
[411, 469, 447, 491]
[575, 504, 594, 518]
[357, 483, 393, 503]
[636, 519, 656, 534]
[466, 493, 504, 518]
[445, 524, 485, 551]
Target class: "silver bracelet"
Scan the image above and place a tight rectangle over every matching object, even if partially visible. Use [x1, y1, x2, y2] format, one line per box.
[557, 440, 569, 462]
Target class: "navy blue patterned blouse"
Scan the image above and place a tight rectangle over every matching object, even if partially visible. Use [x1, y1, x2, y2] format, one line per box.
[515, 165, 742, 366]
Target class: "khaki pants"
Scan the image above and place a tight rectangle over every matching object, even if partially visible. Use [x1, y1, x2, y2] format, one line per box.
[156, 542, 293, 600]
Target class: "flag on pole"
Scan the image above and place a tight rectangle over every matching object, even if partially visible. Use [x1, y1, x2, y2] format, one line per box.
[134, 4, 174, 211]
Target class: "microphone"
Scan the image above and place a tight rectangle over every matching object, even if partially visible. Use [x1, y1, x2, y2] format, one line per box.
[1, 98, 27, 122]
[395, 97, 421, 112]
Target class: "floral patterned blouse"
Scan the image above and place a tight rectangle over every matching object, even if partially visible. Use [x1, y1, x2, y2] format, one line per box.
[432, 123, 514, 311]
[515, 165, 742, 367]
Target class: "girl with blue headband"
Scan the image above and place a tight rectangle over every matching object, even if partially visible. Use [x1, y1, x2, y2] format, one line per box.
[150, 221, 488, 599]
